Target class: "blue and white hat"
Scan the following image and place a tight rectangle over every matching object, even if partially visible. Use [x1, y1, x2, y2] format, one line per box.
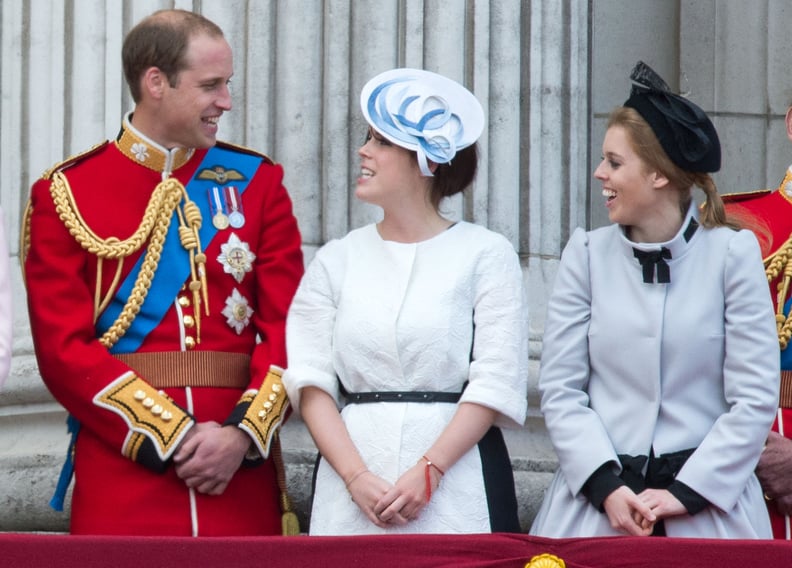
[360, 68, 485, 177]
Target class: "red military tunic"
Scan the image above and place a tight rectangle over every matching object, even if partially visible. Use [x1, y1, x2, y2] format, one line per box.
[23, 116, 304, 536]
[724, 168, 792, 539]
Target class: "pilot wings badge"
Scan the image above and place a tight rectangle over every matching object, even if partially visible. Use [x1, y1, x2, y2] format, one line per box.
[196, 165, 247, 185]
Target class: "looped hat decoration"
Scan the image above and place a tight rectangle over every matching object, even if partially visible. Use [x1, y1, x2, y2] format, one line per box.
[360, 68, 485, 177]
[623, 61, 721, 173]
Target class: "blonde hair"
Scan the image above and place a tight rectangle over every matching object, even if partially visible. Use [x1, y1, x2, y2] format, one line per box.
[607, 107, 738, 230]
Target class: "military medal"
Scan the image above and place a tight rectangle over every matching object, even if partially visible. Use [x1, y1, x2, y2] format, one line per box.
[228, 210, 245, 229]
[213, 212, 230, 230]
[209, 187, 230, 229]
[217, 233, 255, 283]
[226, 186, 246, 228]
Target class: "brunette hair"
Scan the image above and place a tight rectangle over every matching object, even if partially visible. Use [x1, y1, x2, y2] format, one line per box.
[122, 9, 224, 103]
[427, 143, 479, 210]
[607, 106, 737, 229]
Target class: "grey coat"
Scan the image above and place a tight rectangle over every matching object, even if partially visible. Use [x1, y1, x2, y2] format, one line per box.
[531, 205, 779, 538]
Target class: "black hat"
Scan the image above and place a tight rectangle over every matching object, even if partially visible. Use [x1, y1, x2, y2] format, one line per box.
[623, 61, 721, 173]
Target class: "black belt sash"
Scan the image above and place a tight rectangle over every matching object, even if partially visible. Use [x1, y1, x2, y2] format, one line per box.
[344, 390, 462, 404]
[617, 447, 695, 494]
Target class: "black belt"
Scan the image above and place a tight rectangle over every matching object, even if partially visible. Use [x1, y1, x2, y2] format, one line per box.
[345, 390, 462, 404]
[618, 447, 696, 493]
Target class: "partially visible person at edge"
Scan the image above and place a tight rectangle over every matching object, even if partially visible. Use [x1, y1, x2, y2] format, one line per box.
[282, 68, 529, 535]
[0, 208, 11, 389]
[722, 101, 792, 540]
[530, 61, 779, 539]
[22, 9, 304, 536]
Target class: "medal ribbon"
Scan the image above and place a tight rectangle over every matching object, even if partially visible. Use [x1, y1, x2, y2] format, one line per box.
[225, 186, 246, 227]
[96, 146, 262, 353]
[211, 186, 228, 227]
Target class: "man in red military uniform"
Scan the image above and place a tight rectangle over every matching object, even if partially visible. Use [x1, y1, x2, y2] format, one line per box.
[723, 105, 792, 540]
[22, 9, 304, 536]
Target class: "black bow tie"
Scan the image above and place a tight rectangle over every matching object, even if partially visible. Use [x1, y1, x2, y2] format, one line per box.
[633, 247, 672, 284]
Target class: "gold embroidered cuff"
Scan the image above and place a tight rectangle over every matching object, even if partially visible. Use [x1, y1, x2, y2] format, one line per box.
[124, 431, 146, 461]
[94, 372, 193, 461]
[238, 365, 289, 459]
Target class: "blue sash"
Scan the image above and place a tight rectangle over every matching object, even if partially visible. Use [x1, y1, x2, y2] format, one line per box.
[49, 415, 79, 511]
[96, 146, 262, 354]
[782, 297, 792, 370]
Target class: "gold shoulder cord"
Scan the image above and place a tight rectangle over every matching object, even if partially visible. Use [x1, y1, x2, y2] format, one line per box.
[766, 235, 792, 349]
[48, 172, 209, 348]
[19, 200, 32, 285]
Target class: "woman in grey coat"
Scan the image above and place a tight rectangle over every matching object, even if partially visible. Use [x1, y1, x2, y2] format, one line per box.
[530, 61, 779, 539]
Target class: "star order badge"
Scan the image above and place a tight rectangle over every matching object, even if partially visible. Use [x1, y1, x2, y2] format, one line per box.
[222, 289, 254, 334]
[217, 233, 255, 283]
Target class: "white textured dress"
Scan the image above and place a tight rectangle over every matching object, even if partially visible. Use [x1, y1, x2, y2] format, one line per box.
[530, 204, 779, 538]
[283, 221, 529, 535]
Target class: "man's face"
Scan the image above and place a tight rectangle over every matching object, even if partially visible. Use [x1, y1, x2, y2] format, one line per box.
[156, 33, 233, 149]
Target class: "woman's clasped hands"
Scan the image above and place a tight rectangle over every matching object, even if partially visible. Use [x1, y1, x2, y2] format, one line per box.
[603, 486, 686, 536]
[345, 459, 442, 528]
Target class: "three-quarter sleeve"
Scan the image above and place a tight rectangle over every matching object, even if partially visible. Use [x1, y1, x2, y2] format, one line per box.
[282, 240, 345, 413]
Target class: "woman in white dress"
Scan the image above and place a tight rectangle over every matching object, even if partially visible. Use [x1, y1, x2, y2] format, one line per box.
[530, 61, 779, 539]
[282, 68, 529, 535]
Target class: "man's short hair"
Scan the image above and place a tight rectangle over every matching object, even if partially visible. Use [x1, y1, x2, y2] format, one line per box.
[122, 9, 224, 103]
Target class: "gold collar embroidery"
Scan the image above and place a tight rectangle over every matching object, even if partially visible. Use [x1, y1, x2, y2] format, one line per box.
[780, 166, 792, 206]
[115, 113, 194, 173]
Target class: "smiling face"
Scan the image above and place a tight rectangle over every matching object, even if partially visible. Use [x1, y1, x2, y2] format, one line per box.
[355, 127, 429, 209]
[594, 125, 680, 241]
[152, 33, 233, 149]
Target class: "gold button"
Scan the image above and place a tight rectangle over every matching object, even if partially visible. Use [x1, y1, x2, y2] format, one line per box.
[161, 411, 173, 422]
[185, 336, 196, 349]
[151, 405, 163, 416]
[183, 315, 195, 328]
[142, 397, 154, 408]
[272, 384, 282, 393]
[263, 401, 273, 409]
[178, 296, 191, 307]
[134, 390, 146, 401]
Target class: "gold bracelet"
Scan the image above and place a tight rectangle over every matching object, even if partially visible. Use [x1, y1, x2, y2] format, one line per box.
[344, 468, 369, 489]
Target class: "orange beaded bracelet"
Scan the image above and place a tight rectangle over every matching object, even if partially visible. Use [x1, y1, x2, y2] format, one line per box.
[421, 455, 445, 502]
